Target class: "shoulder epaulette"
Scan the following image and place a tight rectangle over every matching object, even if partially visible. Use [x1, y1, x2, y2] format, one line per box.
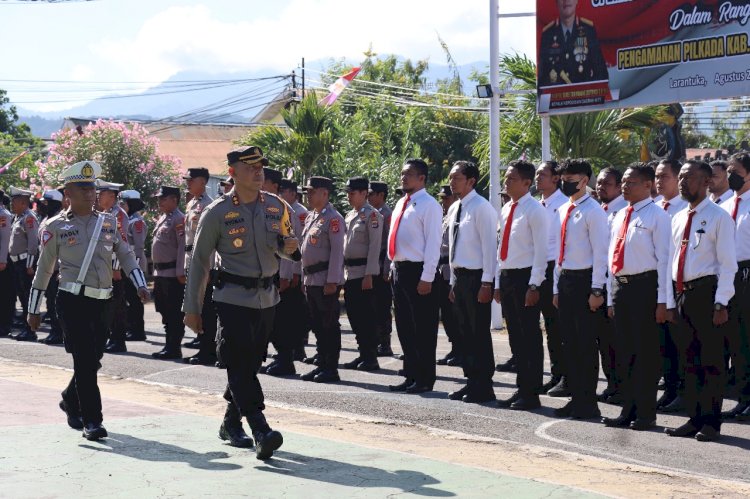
[542, 20, 556, 32]
[580, 17, 594, 27]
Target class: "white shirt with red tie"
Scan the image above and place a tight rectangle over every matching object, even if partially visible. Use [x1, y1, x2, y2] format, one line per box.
[447, 189, 498, 286]
[388, 187, 442, 282]
[659, 194, 688, 218]
[603, 194, 628, 230]
[541, 189, 567, 263]
[722, 190, 750, 262]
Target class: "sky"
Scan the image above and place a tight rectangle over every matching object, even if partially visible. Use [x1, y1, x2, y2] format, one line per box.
[0, 0, 537, 113]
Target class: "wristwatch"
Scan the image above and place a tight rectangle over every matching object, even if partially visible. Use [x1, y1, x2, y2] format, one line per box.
[714, 303, 726, 311]
[591, 288, 604, 298]
[528, 284, 539, 292]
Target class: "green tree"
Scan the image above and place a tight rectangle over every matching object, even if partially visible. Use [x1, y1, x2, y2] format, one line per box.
[0, 89, 48, 191]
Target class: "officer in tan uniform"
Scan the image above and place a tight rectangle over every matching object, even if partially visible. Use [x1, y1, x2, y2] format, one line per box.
[283, 180, 311, 359]
[220, 176, 234, 194]
[37, 189, 64, 345]
[0, 191, 13, 337]
[119, 190, 148, 342]
[8, 186, 39, 341]
[299, 177, 345, 383]
[183, 145, 299, 460]
[368, 181, 394, 356]
[341, 177, 383, 371]
[27, 160, 148, 441]
[151, 185, 187, 359]
[183, 167, 218, 364]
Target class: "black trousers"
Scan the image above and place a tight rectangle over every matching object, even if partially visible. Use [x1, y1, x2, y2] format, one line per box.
[153, 277, 185, 351]
[271, 284, 307, 355]
[660, 321, 683, 395]
[373, 271, 393, 346]
[453, 269, 495, 392]
[611, 272, 660, 421]
[540, 261, 564, 378]
[596, 284, 618, 390]
[197, 283, 218, 358]
[124, 277, 145, 335]
[499, 267, 543, 397]
[305, 285, 342, 369]
[728, 268, 750, 403]
[45, 272, 61, 335]
[344, 278, 379, 361]
[215, 302, 274, 417]
[557, 269, 599, 410]
[57, 290, 113, 425]
[108, 279, 127, 343]
[11, 259, 32, 329]
[436, 273, 461, 356]
[0, 263, 15, 335]
[674, 278, 726, 431]
[392, 262, 439, 387]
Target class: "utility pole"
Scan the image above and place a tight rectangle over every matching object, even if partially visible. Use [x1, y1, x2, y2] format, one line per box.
[302, 57, 306, 99]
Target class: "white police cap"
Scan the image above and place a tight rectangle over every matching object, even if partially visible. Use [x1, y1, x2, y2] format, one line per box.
[119, 189, 141, 200]
[9, 186, 34, 198]
[42, 189, 64, 202]
[58, 160, 101, 186]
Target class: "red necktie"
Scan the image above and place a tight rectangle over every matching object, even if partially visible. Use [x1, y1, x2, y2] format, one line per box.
[610, 205, 633, 275]
[558, 203, 576, 266]
[662, 201, 670, 211]
[675, 210, 696, 293]
[500, 202, 518, 261]
[732, 197, 741, 222]
[603, 203, 609, 212]
[387, 194, 411, 260]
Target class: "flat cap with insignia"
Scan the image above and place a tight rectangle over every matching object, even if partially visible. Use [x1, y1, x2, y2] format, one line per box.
[368, 181, 388, 194]
[226, 146, 269, 166]
[182, 167, 210, 180]
[279, 179, 297, 191]
[42, 189, 64, 202]
[58, 160, 101, 187]
[9, 186, 34, 198]
[345, 176, 369, 192]
[263, 167, 283, 185]
[302, 176, 334, 192]
[437, 185, 453, 198]
[219, 176, 234, 187]
[96, 179, 124, 192]
[154, 185, 181, 198]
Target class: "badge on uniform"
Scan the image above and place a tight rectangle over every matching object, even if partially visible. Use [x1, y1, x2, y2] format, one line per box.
[102, 221, 112, 228]
[42, 230, 52, 246]
[271, 223, 279, 230]
[575, 211, 582, 220]
[309, 236, 318, 245]
[266, 206, 280, 214]
[135, 220, 144, 233]
[370, 212, 379, 228]
[233, 238, 243, 248]
[228, 227, 246, 236]
[25, 215, 35, 229]
[330, 218, 340, 233]
[225, 211, 240, 220]
[299, 213, 307, 224]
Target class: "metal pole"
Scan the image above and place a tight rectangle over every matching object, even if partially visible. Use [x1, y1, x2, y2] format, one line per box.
[541, 115, 551, 161]
[302, 57, 306, 99]
[489, 0, 501, 213]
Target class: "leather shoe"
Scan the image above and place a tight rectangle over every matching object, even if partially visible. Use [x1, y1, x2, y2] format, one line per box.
[496, 392, 521, 408]
[406, 383, 433, 394]
[602, 415, 633, 427]
[605, 392, 624, 405]
[448, 386, 470, 401]
[554, 401, 574, 418]
[446, 356, 463, 367]
[152, 349, 182, 360]
[186, 354, 217, 366]
[356, 360, 380, 372]
[389, 379, 414, 392]
[495, 358, 516, 373]
[40, 334, 64, 345]
[656, 391, 677, 409]
[82, 423, 108, 441]
[215, 361, 227, 369]
[293, 350, 306, 362]
[59, 400, 83, 430]
[695, 425, 720, 442]
[341, 357, 361, 369]
[547, 377, 571, 397]
[597, 384, 617, 402]
[104, 341, 127, 354]
[125, 331, 147, 341]
[721, 401, 749, 419]
[436, 353, 454, 366]
[463, 389, 496, 404]
[510, 396, 541, 411]
[300, 367, 323, 381]
[540, 376, 562, 394]
[395, 353, 404, 360]
[219, 422, 254, 448]
[313, 369, 340, 383]
[660, 395, 685, 413]
[629, 419, 656, 431]
[302, 354, 319, 365]
[183, 337, 201, 349]
[253, 429, 283, 460]
[265, 361, 296, 376]
[14, 330, 37, 342]
[377, 345, 394, 357]
[665, 421, 699, 437]
[572, 406, 601, 420]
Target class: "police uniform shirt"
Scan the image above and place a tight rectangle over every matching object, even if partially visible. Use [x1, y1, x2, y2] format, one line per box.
[439, 214, 451, 282]
[538, 16, 608, 86]
[184, 191, 213, 272]
[378, 204, 393, 275]
[667, 197, 737, 308]
[553, 193, 609, 294]
[31, 210, 143, 294]
[606, 198, 671, 306]
[183, 190, 297, 314]
[0, 206, 11, 263]
[541, 189, 567, 262]
[344, 203, 383, 280]
[300, 202, 345, 287]
[389, 188, 442, 283]
[493, 192, 547, 287]
[151, 208, 186, 278]
[279, 201, 307, 280]
[722, 191, 750, 262]
[108, 205, 130, 271]
[660, 195, 688, 218]
[128, 212, 148, 274]
[9, 208, 39, 268]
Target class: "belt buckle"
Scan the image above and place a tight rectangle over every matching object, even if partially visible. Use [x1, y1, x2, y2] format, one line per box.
[617, 276, 629, 284]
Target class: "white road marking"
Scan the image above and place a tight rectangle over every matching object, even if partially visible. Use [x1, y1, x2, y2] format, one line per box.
[141, 364, 199, 379]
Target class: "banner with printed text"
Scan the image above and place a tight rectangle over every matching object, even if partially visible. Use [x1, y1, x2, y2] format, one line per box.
[536, 0, 750, 114]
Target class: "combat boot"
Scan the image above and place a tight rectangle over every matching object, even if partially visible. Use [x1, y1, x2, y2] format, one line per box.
[247, 412, 283, 460]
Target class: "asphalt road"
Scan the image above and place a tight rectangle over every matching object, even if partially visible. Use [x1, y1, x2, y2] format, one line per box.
[2, 303, 749, 485]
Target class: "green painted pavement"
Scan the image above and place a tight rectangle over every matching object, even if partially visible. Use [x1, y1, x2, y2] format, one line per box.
[0, 414, 603, 498]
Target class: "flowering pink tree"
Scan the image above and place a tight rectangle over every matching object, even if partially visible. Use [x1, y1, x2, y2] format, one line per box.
[39, 119, 183, 201]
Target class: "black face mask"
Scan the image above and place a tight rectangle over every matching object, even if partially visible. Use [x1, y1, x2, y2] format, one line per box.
[728, 172, 746, 192]
[561, 180, 582, 197]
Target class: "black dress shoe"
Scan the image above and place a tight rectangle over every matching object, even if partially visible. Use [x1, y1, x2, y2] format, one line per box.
[293, 350, 306, 362]
[59, 400, 83, 430]
[104, 341, 127, 353]
[665, 421, 699, 437]
[660, 395, 685, 413]
[540, 376, 562, 394]
[40, 334, 64, 345]
[14, 331, 37, 342]
[395, 353, 404, 360]
[547, 377, 571, 397]
[630, 419, 656, 431]
[572, 405, 601, 420]
[597, 384, 617, 402]
[377, 344, 394, 357]
[496, 392, 521, 408]
[125, 331, 147, 341]
[554, 401, 575, 418]
[389, 379, 414, 392]
[313, 369, 340, 383]
[183, 337, 201, 349]
[356, 360, 380, 371]
[735, 404, 750, 421]
[342, 357, 361, 369]
[602, 415, 633, 427]
[152, 349, 182, 360]
[446, 356, 463, 367]
[448, 385, 470, 401]
[219, 422, 254, 448]
[215, 361, 227, 369]
[721, 401, 749, 419]
[495, 358, 517, 373]
[510, 396, 541, 410]
[301, 367, 323, 381]
[695, 425, 720, 442]
[265, 361, 296, 376]
[463, 390, 497, 404]
[187, 354, 217, 366]
[605, 392, 624, 405]
[253, 429, 283, 460]
[436, 351, 456, 366]
[656, 391, 677, 409]
[303, 355, 320, 365]
[406, 383, 433, 394]
[82, 423, 108, 441]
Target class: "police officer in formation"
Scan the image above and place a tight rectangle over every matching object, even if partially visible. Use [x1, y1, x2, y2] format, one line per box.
[435, 185, 461, 366]
[37, 189, 64, 345]
[119, 189, 149, 342]
[28, 160, 149, 441]
[0, 190, 13, 338]
[8, 186, 39, 341]
[367, 181, 394, 357]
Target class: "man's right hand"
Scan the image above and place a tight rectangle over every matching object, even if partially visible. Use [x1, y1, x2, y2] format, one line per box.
[27, 313, 41, 332]
[184, 313, 203, 334]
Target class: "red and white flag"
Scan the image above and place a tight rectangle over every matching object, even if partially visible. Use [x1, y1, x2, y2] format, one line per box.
[319, 67, 361, 106]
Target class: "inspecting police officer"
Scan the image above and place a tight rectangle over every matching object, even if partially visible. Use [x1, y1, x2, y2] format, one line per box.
[28, 160, 148, 441]
[119, 190, 149, 342]
[8, 186, 39, 342]
[184, 146, 298, 460]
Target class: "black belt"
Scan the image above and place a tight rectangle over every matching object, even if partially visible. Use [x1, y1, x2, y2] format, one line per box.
[438, 255, 449, 265]
[153, 261, 176, 270]
[216, 271, 274, 289]
[185, 244, 194, 252]
[560, 268, 592, 276]
[500, 267, 531, 277]
[677, 275, 717, 291]
[394, 261, 423, 268]
[455, 267, 482, 275]
[304, 261, 329, 274]
[344, 258, 367, 267]
[614, 270, 657, 285]
[739, 260, 750, 269]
